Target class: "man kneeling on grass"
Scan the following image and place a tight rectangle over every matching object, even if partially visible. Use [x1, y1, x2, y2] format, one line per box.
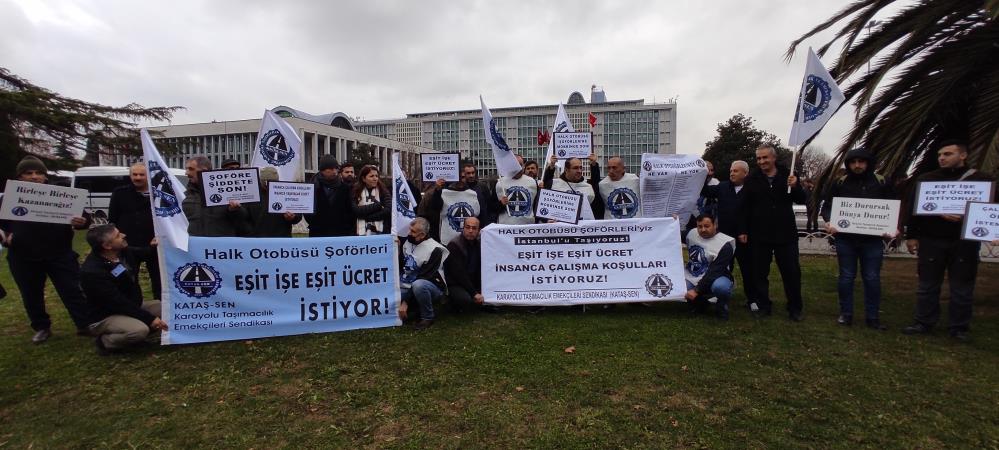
[398, 217, 449, 330]
[684, 214, 736, 320]
[81, 224, 167, 355]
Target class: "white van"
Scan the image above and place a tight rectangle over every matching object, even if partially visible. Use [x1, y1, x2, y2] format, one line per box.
[73, 166, 188, 224]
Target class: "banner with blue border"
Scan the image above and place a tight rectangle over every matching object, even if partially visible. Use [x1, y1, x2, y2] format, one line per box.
[161, 235, 400, 345]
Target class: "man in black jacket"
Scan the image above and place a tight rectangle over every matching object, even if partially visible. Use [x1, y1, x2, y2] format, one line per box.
[306, 155, 354, 237]
[902, 140, 995, 341]
[108, 162, 161, 298]
[702, 160, 755, 308]
[737, 145, 807, 320]
[81, 224, 167, 354]
[1, 156, 93, 343]
[444, 217, 484, 312]
[182, 156, 251, 237]
[821, 148, 895, 329]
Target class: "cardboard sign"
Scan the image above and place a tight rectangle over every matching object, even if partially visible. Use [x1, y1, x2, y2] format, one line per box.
[536, 188, 583, 224]
[961, 202, 999, 242]
[421, 153, 460, 182]
[914, 181, 993, 216]
[200, 168, 261, 207]
[0, 180, 87, 224]
[267, 182, 314, 214]
[553, 132, 593, 160]
[829, 197, 901, 236]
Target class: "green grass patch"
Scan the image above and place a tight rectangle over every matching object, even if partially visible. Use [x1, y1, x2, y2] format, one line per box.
[0, 232, 997, 448]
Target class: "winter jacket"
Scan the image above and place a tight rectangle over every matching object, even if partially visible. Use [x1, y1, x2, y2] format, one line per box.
[737, 165, 806, 244]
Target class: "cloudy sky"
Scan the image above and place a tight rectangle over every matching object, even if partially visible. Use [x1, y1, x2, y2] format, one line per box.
[1, 0, 889, 156]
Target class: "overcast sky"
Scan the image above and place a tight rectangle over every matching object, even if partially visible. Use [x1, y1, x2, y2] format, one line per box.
[2, 0, 888, 157]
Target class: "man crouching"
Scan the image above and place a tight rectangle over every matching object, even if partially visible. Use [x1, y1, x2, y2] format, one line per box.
[82, 224, 167, 354]
[685, 214, 736, 319]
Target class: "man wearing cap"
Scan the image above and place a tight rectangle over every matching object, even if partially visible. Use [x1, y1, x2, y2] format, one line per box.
[221, 158, 241, 170]
[246, 167, 302, 237]
[182, 155, 251, 237]
[306, 155, 354, 237]
[108, 162, 161, 298]
[1, 155, 93, 343]
[821, 148, 895, 330]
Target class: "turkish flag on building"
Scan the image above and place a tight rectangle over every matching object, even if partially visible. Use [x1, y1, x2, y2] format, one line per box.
[537, 129, 550, 146]
[588, 112, 597, 127]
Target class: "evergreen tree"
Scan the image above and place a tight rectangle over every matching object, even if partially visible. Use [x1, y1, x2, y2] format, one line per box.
[702, 113, 790, 181]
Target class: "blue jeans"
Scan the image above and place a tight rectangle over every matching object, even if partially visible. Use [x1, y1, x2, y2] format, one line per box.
[401, 279, 442, 321]
[686, 277, 734, 315]
[834, 236, 883, 319]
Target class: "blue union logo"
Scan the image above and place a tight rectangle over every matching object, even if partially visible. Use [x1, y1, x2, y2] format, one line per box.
[173, 262, 222, 299]
[149, 161, 182, 217]
[489, 119, 511, 152]
[259, 129, 295, 166]
[796, 75, 833, 123]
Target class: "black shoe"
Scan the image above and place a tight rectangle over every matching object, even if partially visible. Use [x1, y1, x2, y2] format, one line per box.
[94, 336, 111, 356]
[949, 329, 970, 342]
[902, 323, 932, 335]
[866, 319, 887, 331]
[31, 329, 52, 344]
[837, 315, 853, 326]
[789, 311, 804, 322]
[413, 319, 434, 330]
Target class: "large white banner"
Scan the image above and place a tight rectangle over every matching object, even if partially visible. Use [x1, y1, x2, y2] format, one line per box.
[482, 218, 685, 305]
[161, 234, 400, 345]
[639, 154, 708, 219]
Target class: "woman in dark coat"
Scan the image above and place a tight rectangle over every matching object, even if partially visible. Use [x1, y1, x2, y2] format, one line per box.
[351, 165, 391, 235]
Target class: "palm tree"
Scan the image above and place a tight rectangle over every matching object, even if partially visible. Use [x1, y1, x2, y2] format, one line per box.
[786, 0, 999, 188]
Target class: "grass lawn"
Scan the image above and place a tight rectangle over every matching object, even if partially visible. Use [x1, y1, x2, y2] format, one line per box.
[0, 232, 997, 449]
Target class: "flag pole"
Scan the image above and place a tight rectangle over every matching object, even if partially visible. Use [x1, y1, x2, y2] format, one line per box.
[788, 145, 799, 194]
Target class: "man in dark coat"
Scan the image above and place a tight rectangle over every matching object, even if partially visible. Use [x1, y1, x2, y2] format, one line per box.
[81, 224, 167, 354]
[108, 162, 161, 298]
[821, 148, 896, 329]
[901, 140, 996, 341]
[444, 217, 484, 312]
[702, 160, 755, 308]
[181, 156, 251, 237]
[1, 155, 93, 343]
[305, 155, 354, 237]
[245, 167, 302, 237]
[737, 145, 807, 320]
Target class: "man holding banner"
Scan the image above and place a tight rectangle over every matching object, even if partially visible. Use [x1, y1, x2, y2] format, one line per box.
[1, 156, 93, 343]
[902, 140, 995, 341]
[543, 155, 602, 220]
[738, 145, 806, 320]
[820, 148, 895, 330]
[182, 156, 251, 237]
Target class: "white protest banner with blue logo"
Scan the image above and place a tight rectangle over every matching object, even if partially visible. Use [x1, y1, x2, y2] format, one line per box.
[161, 234, 401, 345]
[481, 218, 685, 305]
[480, 96, 523, 179]
[914, 181, 994, 216]
[420, 153, 460, 182]
[391, 152, 418, 236]
[142, 129, 190, 251]
[543, 103, 573, 173]
[0, 180, 87, 224]
[829, 197, 901, 237]
[789, 47, 845, 147]
[552, 132, 593, 160]
[251, 109, 303, 182]
[962, 202, 999, 242]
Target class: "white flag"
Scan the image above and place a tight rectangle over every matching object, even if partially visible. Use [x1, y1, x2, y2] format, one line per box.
[251, 109, 304, 182]
[141, 129, 189, 252]
[391, 152, 418, 236]
[543, 103, 574, 172]
[480, 97, 523, 179]
[789, 47, 846, 147]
